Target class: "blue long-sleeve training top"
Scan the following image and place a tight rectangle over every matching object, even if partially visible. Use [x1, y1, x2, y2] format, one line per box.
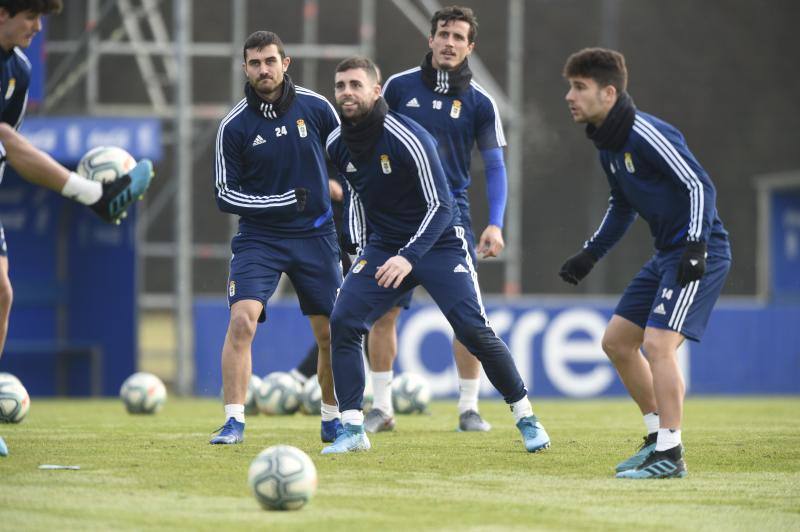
[382, 67, 507, 225]
[0, 46, 31, 181]
[214, 86, 339, 237]
[585, 111, 729, 258]
[326, 110, 456, 265]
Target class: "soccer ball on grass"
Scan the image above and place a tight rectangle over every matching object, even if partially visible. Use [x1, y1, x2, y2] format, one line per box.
[248, 445, 318, 511]
[255, 372, 302, 415]
[392, 373, 431, 414]
[0, 380, 29, 423]
[120, 372, 167, 414]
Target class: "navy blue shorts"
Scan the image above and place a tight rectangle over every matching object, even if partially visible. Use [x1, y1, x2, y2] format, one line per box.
[393, 202, 478, 309]
[340, 226, 488, 327]
[615, 246, 731, 341]
[0, 222, 6, 257]
[227, 231, 342, 321]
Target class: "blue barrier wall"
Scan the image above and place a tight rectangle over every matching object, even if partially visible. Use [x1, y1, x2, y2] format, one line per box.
[194, 297, 800, 398]
[0, 172, 137, 396]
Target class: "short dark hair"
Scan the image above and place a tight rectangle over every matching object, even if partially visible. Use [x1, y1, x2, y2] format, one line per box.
[430, 5, 478, 43]
[563, 47, 628, 93]
[243, 31, 285, 62]
[335, 56, 380, 83]
[0, 0, 62, 16]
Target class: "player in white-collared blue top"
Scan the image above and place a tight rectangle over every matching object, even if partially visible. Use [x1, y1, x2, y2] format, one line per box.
[560, 48, 732, 479]
[356, 5, 507, 434]
[319, 57, 549, 455]
[211, 31, 344, 446]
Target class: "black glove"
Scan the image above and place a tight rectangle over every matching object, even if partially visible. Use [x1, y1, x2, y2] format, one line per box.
[90, 175, 134, 224]
[295, 188, 309, 212]
[558, 249, 597, 285]
[676, 241, 707, 286]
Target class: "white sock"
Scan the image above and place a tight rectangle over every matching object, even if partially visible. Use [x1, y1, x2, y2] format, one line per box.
[371, 370, 393, 415]
[643, 412, 660, 435]
[320, 402, 340, 422]
[224, 403, 245, 424]
[61, 172, 102, 205]
[655, 428, 681, 451]
[510, 396, 533, 422]
[289, 369, 308, 384]
[457, 378, 480, 414]
[341, 409, 364, 427]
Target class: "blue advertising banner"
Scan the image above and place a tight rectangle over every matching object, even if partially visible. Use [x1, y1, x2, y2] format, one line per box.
[771, 189, 800, 302]
[0, 172, 137, 396]
[19, 117, 162, 165]
[194, 298, 800, 398]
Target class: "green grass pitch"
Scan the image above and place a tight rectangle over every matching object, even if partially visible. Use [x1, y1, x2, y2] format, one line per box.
[1, 397, 798, 531]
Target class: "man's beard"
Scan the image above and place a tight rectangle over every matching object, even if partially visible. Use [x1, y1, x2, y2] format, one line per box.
[338, 100, 371, 123]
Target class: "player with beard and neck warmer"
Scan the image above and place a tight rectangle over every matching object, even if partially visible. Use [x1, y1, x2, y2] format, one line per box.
[359, 5, 507, 435]
[211, 30, 344, 446]
[320, 56, 550, 456]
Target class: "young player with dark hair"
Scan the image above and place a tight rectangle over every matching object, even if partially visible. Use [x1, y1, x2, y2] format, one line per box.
[560, 47, 731, 478]
[321, 56, 549, 454]
[211, 31, 343, 445]
[0, 0, 154, 456]
[361, 4, 506, 433]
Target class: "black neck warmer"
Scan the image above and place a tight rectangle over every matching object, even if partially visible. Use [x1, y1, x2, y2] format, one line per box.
[340, 97, 388, 162]
[419, 52, 472, 95]
[586, 91, 636, 152]
[245, 74, 296, 119]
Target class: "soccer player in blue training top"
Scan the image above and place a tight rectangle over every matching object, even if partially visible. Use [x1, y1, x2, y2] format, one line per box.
[0, 0, 154, 456]
[359, 4, 506, 434]
[559, 48, 732, 478]
[211, 31, 343, 445]
[321, 56, 549, 455]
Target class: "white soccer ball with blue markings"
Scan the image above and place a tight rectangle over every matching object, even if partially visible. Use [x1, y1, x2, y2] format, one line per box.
[300, 376, 321, 415]
[256, 372, 302, 415]
[120, 372, 166, 414]
[0, 380, 29, 423]
[77, 146, 136, 184]
[220, 374, 262, 416]
[0, 372, 22, 387]
[392, 373, 431, 414]
[248, 445, 318, 511]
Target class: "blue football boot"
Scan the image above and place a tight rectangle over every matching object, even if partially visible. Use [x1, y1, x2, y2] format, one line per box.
[615, 432, 657, 473]
[516, 415, 551, 453]
[321, 423, 371, 454]
[0, 436, 7, 457]
[209, 417, 244, 445]
[616, 445, 687, 479]
[321, 418, 344, 443]
[90, 159, 155, 224]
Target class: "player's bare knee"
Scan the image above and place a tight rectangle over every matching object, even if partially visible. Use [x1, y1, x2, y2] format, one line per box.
[641, 336, 674, 363]
[228, 310, 257, 343]
[601, 330, 638, 364]
[372, 308, 399, 335]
